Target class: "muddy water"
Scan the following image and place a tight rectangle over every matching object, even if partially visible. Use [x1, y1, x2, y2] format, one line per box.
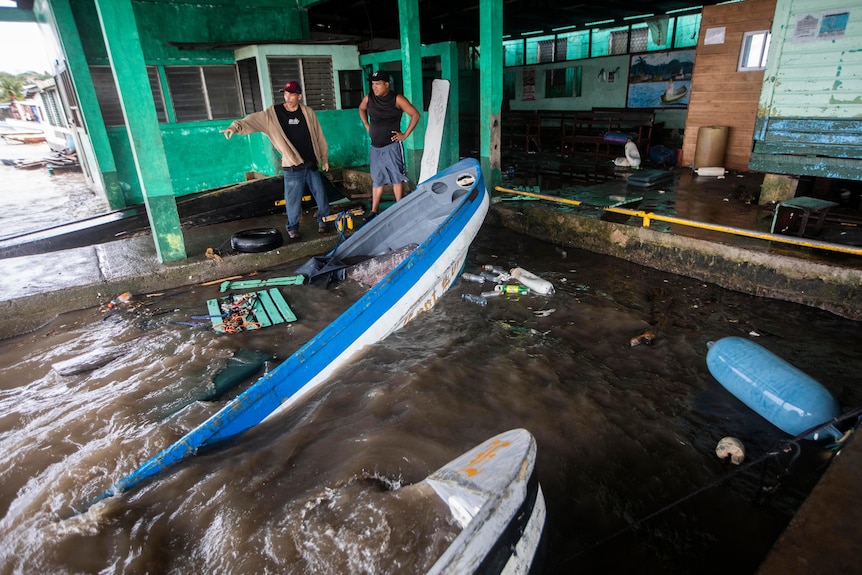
[0, 140, 108, 239]
[1, 222, 861, 574]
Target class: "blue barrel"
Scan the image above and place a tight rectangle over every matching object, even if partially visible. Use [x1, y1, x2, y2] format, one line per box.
[707, 337, 841, 439]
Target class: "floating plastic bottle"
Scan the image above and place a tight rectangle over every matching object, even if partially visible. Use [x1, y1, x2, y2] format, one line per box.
[510, 267, 555, 295]
[462, 293, 487, 306]
[495, 284, 530, 294]
[461, 272, 485, 284]
[481, 290, 503, 298]
[694, 166, 726, 177]
[480, 271, 503, 284]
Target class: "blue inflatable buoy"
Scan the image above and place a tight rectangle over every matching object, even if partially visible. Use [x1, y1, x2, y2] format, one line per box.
[706, 337, 842, 440]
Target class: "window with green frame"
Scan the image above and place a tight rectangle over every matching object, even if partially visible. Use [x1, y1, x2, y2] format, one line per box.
[545, 66, 581, 98]
[90, 65, 166, 126]
[502, 13, 703, 66]
[560, 30, 590, 60]
[590, 28, 612, 57]
[504, 70, 516, 102]
[674, 14, 701, 48]
[165, 65, 241, 122]
[503, 40, 525, 67]
[526, 34, 557, 65]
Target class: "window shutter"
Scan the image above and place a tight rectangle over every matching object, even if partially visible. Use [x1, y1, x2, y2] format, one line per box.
[301, 57, 335, 110]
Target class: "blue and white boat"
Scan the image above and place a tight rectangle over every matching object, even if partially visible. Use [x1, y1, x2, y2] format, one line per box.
[80, 157, 490, 509]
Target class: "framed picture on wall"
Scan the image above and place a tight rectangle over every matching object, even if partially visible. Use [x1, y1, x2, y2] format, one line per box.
[627, 50, 694, 108]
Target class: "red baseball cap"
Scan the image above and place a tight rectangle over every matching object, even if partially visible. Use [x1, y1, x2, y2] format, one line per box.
[279, 81, 302, 94]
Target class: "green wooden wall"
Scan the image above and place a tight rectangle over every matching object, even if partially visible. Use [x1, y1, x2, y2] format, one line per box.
[751, 0, 862, 179]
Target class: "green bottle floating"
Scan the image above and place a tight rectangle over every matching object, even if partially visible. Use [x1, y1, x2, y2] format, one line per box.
[495, 284, 530, 294]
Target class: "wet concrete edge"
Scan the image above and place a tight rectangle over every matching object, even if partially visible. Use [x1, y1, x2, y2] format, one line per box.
[756, 434, 862, 574]
[489, 202, 862, 321]
[0, 235, 336, 341]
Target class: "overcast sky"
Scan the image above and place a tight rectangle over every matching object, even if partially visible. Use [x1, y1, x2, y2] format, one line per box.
[0, 21, 55, 75]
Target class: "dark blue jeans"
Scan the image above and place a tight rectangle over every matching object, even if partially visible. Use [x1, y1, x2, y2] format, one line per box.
[283, 168, 330, 233]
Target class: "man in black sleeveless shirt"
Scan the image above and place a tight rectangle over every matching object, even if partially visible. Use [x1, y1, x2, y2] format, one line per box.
[222, 81, 330, 240]
[358, 71, 421, 220]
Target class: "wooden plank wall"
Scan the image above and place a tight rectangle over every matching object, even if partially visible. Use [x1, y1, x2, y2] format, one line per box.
[681, 0, 777, 171]
[760, 0, 862, 120]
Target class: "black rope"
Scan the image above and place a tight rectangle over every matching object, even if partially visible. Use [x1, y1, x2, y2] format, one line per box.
[213, 235, 233, 257]
[550, 407, 862, 569]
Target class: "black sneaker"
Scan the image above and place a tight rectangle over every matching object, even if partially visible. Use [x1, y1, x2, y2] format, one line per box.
[365, 211, 378, 222]
[287, 230, 301, 240]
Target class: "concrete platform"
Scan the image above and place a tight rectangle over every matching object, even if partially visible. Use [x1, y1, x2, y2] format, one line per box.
[757, 431, 862, 575]
[0, 212, 339, 339]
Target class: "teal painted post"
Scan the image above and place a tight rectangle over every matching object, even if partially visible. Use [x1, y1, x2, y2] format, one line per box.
[48, 0, 126, 210]
[479, 0, 503, 190]
[440, 42, 460, 169]
[252, 53, 279, 174]
[398, 0, 424, 183]
[94, 0, 186, 262]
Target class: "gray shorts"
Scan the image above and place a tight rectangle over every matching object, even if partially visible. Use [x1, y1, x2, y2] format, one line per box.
[370, 142, 408, 188]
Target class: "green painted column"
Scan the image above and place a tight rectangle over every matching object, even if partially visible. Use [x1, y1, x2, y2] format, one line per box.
[439, 42, 460, 169]
[253, 52, 280, 174]
[398, 0, 424, 182]
[94, 0, 186, 262]
[47, 0, 125, 210]
[479, 0, 503, 191]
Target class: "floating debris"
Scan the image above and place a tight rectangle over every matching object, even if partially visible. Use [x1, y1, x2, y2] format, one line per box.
[52, 343, 134, 376]
[715, 437, 745, 465]
[629, 330, 657, 347]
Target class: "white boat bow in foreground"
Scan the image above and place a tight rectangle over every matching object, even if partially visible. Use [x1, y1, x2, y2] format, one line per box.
[424, 428, 547, 575]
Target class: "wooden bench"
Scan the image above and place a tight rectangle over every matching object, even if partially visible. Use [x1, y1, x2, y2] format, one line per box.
[561, 108, 655, 158]
[503, 108, 655, 159]
[503, 110, 543, 153]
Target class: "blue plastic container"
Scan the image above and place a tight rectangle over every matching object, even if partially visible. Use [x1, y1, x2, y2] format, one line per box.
[706, 337, 842, 440]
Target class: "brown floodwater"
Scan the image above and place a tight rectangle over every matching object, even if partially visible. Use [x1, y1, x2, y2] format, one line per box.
[0, 139, 108, 240]
[1, 217, 860, 574]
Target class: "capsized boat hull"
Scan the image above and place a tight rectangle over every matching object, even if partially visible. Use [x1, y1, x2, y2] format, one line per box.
[83, 158, 490, 508]
[425, 428, 547, 574]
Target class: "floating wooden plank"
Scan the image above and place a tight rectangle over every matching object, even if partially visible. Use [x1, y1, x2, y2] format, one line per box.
[206, 289, 296, 333]
[267, 288, 297, 322]
[207, 299, 225, 332]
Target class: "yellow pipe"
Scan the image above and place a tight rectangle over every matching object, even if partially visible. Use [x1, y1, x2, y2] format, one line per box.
[496, 186, 862, 256]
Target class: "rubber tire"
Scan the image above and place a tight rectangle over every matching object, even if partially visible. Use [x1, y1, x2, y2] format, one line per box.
[230, 228, 283, 253]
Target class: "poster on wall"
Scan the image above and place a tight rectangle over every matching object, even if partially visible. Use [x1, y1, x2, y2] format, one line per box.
[793, 9, 850, 43]
[627, 50, 694, 108]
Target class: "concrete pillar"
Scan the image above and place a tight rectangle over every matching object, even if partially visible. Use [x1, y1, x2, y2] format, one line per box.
[760, 173, 799, 205]
[48, 0, 125, 210]
[94, 0, 186, 262]
[479, 0, 503, 191]
[398, 0, 425, 182]
[439, 42, 460, 169]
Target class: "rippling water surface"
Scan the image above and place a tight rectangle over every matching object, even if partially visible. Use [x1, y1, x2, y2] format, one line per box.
[0, 140, 108, 239]
[1, 215, 861, 573]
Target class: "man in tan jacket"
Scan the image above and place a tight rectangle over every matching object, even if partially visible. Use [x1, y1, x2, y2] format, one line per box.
[221, 80, 330, 239]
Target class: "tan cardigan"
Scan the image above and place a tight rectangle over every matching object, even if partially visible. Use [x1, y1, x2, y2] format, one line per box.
[228, 103, 328, 168]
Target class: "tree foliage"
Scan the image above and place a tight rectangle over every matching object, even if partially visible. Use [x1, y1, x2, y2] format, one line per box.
[0, 71, 51, 103]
